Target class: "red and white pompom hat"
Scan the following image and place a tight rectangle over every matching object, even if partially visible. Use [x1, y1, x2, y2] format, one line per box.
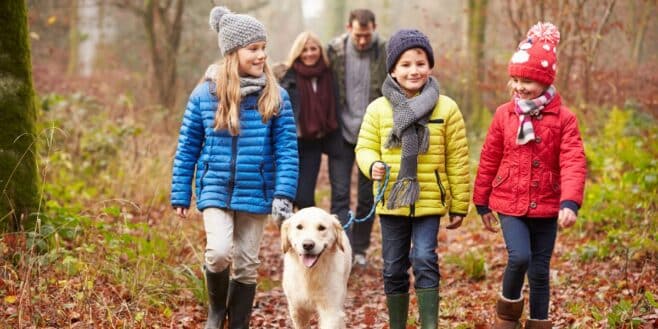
[508, 22, 560, 86]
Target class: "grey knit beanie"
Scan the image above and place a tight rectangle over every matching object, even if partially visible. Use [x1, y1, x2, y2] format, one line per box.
[209, 6, 267, 55]
[386, 29, 435, 73]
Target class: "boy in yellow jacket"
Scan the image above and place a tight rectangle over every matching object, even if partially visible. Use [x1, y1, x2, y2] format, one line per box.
[355, 29, 470, 329]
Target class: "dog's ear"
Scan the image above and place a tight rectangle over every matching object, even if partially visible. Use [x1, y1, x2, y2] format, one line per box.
[281, 218, 291, 253]
[332, 215, 346, 252]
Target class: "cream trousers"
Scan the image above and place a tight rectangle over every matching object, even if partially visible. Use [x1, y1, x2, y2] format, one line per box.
[202, 208, 267, 284]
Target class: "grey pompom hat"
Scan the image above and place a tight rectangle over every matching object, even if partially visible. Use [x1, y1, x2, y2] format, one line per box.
[209, 6, 267, 55]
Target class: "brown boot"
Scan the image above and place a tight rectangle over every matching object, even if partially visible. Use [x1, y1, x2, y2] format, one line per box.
[524, 319, 552, 329]
[493, 294, 524, 329]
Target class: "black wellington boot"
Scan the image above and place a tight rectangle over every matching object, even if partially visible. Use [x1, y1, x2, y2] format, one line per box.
[204, 267, 229, 329]
[227, 280, 257, 329]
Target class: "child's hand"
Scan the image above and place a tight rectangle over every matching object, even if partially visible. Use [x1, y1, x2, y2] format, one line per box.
[371, 161, 386, 180]
[175, 207, 188, 218]
[481, 212, 499, 232]
[558, 208, 577, 228]
[446, 215, 463, 229]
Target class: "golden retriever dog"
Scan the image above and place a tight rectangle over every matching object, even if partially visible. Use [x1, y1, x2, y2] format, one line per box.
[281, 207, 352, 329]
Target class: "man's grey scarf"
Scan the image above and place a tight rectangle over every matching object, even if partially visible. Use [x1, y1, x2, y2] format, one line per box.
[382, 74, 440, 209]
[239, 75, 266, 96]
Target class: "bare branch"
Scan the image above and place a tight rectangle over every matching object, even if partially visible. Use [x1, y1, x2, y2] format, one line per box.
[506, 0, 524, 42]
[110, 0, 145, 16]
[589, 0, 616, 63]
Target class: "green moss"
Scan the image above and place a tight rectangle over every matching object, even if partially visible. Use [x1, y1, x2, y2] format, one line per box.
[0, 1, 40, 231]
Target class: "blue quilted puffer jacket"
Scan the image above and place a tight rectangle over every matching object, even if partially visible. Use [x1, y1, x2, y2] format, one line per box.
[170, 80, 298, 214]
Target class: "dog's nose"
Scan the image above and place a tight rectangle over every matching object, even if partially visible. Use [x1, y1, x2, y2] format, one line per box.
[302, 240, 315, 251]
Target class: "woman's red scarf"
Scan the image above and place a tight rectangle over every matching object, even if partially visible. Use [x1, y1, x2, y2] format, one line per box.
[293, 59, 337, 138]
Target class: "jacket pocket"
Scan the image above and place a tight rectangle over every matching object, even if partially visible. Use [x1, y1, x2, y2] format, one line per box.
[434, 170, 446, 207]
[492, 167, 510, 188]
[428, 118, 444, 124]
[259, 162, 268, 201]
[199, 162, 209, 192]
[550, 171, 561, 192]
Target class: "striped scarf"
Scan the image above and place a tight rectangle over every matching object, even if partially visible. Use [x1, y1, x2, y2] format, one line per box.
[514, 85, 556, 145]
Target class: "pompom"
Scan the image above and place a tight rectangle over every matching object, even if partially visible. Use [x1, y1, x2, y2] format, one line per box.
[209, 6, 231, 32]
[510, 50, 529, 64]
[527, 22, 560, 45]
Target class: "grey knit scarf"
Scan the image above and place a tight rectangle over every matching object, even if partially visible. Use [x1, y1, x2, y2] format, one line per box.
[382, 74, 440, 209]
[240, 75, 267, 96]
[203, 64, 266, 97]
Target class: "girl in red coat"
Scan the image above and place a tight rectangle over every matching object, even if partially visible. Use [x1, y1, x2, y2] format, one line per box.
[473, 22, 586, 329]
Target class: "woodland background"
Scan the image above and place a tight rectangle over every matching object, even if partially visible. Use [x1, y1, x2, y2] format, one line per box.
[1, 0, 656, 328]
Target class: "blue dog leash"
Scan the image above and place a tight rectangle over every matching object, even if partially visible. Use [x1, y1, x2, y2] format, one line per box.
[343, 165, 391, 230]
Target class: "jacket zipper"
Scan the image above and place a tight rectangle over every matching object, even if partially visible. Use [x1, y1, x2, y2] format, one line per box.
[434, 170, 446, 207]
[226, 136, 238, 206]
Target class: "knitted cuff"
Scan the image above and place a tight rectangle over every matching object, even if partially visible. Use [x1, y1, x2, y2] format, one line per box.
[475, 205, 492, 215]
[560, 200, 580, 215]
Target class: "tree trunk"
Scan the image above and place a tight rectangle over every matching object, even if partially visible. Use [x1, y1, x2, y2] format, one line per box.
[114, 0, 184, 109]
[0, 1, 40, 232]
[464, 0, 488, 131]
[144, 0, 184, 109]
[326, 0, 346, 41]
[67, 0, 79, 76]
[628, 0, 654, 65]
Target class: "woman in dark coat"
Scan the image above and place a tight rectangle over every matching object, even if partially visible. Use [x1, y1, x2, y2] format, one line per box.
[279, 31, 338, 212]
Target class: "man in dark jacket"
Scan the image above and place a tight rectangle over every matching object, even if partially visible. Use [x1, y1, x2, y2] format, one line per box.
[326, 8, 387, 267]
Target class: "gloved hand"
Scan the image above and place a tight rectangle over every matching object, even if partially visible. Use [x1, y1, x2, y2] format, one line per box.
[271, 197, 293, 223]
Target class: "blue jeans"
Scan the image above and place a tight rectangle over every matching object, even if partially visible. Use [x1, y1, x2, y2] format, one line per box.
[500, 215, 557, 320]
[380, 215, 440, 295]
[326, 131, 374, 255]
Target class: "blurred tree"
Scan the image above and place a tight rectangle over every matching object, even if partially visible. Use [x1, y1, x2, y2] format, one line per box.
[463, 0, 488, 129]
[0, 1, 40, 232]
[623, 0, 655, 65]
[326, 0, 346, 41]
[504, 0, 618, 104]
[113, 0, 184, 109]
[67, 0, 79, 76]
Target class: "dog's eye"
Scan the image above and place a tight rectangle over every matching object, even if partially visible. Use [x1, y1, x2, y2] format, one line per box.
[296, 224, 303, 230]
[317, 225, 326, 231]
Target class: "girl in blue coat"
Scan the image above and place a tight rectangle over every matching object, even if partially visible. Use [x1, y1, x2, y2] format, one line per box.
[170, 6, 298, 329]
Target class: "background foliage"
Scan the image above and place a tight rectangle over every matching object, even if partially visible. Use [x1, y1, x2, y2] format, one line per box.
[1, 0, 656, 328]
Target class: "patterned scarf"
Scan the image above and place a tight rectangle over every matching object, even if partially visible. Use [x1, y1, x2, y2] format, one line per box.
[514, 85, 556, 145]
[239, 75, 267, 96]
[381, 74, 440, 209]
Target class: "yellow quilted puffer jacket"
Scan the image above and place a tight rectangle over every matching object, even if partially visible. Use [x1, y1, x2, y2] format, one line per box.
[355, 95, 470, 217]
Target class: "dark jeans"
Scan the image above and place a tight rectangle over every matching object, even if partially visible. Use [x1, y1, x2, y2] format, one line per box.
[294, 137, 326, 208]
[326, 131, 374, 255]
[380, 214, 440, 295]
[500, 215, 557, 320]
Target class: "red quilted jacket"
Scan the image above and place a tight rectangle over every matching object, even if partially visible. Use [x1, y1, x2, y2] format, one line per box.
[473, 93, 586, 218]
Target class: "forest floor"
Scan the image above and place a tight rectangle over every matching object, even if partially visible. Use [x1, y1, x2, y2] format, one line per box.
[2, 158, 657, 329]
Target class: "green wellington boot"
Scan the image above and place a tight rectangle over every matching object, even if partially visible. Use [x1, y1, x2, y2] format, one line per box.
[416, 288, 439, 329]
[386, 292, 409, 329]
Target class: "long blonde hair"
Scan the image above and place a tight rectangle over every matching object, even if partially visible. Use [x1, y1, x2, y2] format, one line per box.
[213, 52, 281, 135]
[284, 31, 330, 68]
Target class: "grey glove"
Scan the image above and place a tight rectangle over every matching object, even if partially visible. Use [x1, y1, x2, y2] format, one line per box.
[271, 197, 293, 223]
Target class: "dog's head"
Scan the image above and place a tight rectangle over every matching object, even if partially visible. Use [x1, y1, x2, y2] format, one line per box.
[280, 207, 346, 268]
